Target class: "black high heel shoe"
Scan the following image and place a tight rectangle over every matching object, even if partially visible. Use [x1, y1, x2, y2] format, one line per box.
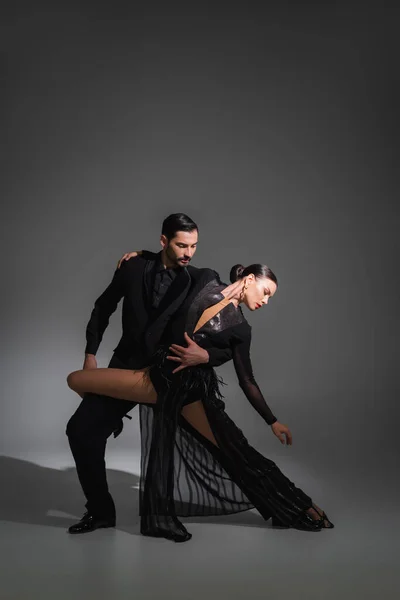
[312, 506, 334, 529]
[271, 514, 323, 532]
[141, 526, 192, 543]
[140, 516, 192, 543]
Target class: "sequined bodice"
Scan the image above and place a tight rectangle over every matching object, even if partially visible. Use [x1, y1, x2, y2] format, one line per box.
[185, 280, 246, 344]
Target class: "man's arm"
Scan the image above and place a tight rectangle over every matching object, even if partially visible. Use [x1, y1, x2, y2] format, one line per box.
[85, 263, 127, 359]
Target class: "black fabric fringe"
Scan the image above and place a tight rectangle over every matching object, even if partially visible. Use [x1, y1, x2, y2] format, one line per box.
[138, 347, 324, 540]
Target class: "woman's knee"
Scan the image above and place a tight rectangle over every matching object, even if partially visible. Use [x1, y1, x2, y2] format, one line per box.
[67, 370, 80, 392]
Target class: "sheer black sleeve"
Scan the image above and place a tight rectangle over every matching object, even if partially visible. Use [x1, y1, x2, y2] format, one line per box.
[232, 334, 277, 426]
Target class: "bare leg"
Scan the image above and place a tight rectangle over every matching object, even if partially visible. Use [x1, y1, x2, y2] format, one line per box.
[181, 400, 219, 447]
[67, 368, 157, 404]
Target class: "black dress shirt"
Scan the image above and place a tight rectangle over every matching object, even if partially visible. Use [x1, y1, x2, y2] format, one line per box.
[152, 259, 180, 309]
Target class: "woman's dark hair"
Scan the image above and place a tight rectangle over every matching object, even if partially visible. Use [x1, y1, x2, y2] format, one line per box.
[229, 263, 278, 286]
[161, 213, 198, 241]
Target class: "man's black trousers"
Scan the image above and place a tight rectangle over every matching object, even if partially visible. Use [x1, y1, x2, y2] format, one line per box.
[66, 354, 137, 519]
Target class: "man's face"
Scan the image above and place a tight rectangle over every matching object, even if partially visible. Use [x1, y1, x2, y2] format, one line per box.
[161, 230, 198, 267]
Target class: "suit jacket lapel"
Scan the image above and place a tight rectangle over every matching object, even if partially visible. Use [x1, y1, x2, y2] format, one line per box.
[145, 267, 191, 353]
[143, 258, 157, 306]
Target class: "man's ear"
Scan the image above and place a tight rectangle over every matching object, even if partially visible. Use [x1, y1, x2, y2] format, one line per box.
[160, 234, 168, 249]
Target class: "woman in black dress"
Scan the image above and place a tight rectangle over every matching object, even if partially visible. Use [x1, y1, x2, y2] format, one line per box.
[67, 263, 334, 542]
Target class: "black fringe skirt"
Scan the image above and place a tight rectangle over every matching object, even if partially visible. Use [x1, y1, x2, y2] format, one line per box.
[139, 348, 322, 540]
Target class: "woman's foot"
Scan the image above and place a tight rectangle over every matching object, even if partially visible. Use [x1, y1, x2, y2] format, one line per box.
[141, 526, 192, 542]
[306, 504, 334, 529]
[271, 503, 334, 531]
[140, 516, 192, 543]
[272, 514, 322, 531]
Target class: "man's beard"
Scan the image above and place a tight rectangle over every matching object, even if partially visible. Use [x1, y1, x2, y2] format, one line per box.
[166, 246, 190, 267]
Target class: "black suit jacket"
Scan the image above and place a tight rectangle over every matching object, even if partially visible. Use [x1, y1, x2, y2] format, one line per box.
[85, 251, 232, 368]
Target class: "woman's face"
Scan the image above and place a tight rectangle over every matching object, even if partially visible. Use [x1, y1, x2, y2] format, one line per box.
[243, 275, 277, 311]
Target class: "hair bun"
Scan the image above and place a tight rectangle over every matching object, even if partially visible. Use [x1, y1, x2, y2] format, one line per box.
[229, 264, 245, 283]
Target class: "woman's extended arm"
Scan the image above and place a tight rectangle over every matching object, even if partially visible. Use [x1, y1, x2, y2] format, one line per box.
[232, 335, 292, 444]
[232, 336, 278, 425]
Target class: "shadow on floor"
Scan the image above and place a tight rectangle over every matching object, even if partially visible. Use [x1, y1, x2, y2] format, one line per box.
[0, 455, 269, 535]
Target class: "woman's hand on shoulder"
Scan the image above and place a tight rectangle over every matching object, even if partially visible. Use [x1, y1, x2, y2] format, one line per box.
[271, 421, 292, 445]
[116, 251, 142, 269]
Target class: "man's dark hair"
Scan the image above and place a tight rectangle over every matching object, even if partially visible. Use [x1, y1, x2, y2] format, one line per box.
[161, 213, 198, 241]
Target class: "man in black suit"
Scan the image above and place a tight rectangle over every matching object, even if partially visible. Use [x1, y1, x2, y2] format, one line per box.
[66, 213, 231, 534]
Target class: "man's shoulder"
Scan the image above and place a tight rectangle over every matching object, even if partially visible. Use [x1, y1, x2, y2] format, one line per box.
[119, 250, 157, 272]
[140, 250, 159, 261]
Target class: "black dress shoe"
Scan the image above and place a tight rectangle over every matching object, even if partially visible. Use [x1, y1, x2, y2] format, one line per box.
[68, 511, 116, 534]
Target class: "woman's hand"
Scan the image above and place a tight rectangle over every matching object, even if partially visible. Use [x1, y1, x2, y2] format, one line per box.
[117, 251, 142, 269]
[167, 332, 210, 373]
[271, 421, 292, 445]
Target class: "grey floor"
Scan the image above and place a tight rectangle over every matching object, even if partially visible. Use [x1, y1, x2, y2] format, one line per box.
[1, 450, 398, 600]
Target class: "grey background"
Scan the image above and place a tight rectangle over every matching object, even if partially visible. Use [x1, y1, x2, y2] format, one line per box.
[1, 2, 399, 598]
